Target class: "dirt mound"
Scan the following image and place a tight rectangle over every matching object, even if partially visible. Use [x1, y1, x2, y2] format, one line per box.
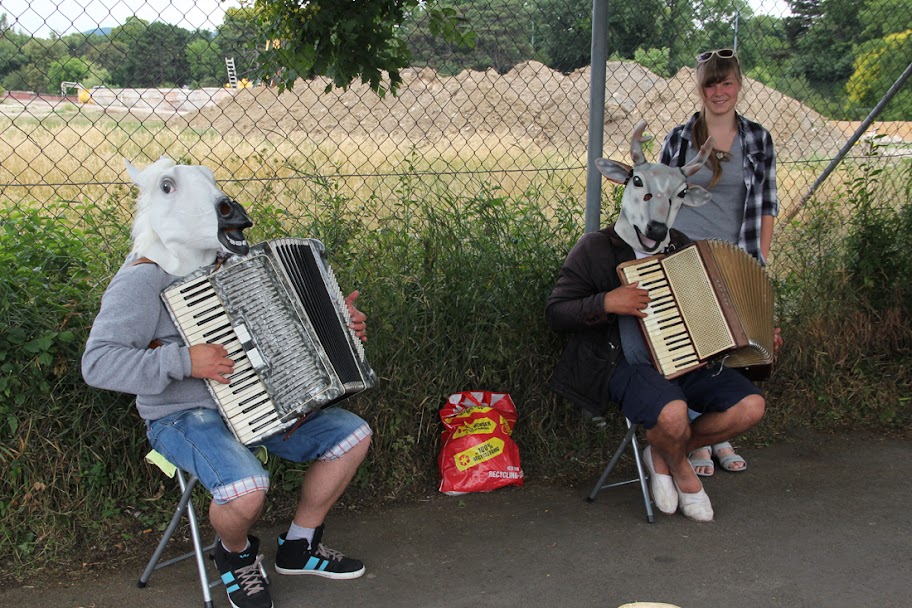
[183, 61, 848, 161]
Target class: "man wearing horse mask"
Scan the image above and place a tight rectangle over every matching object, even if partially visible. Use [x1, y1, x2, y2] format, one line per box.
[83, 158, 370, 608]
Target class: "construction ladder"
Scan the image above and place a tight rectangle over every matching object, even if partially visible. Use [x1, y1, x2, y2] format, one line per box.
[225, 57, 238, 89]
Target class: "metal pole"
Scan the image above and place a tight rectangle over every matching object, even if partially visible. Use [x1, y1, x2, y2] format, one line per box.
[785, 61, 912, 221]
[585, 0, 609, 233]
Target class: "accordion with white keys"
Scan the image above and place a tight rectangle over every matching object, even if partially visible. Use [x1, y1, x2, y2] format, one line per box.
[162, 238, 376, 445]
[617, 239, 774, 380]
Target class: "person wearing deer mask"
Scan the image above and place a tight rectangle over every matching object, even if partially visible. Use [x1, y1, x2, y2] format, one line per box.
[546, 121, 768, 523]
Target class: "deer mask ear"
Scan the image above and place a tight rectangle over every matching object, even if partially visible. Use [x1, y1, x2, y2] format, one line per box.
[595, 158, 632, 185]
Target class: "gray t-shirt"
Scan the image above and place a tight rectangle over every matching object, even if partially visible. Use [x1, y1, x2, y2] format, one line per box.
[672, 133, 746, 244]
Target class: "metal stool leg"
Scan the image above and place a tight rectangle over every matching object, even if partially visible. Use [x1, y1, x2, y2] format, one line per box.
[586, 418, 655, 523]
[628, 426, 655, 523]
[138, 469, 219, 608]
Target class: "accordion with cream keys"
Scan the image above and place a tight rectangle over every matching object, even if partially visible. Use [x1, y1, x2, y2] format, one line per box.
[162, 238, 376, 445]
[617, 239, 775, 380]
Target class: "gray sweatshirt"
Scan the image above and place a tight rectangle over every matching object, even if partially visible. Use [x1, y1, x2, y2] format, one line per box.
[81, 260, 215, 420]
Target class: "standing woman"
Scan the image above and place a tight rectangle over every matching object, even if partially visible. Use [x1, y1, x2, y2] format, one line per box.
[659, 48, 780, 476]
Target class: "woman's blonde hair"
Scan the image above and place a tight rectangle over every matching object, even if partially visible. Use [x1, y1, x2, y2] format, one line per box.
[693, 51, 743, 187]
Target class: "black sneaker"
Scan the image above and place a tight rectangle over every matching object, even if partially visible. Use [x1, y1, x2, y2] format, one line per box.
[274, 525, 365, 579]
[214, 536, 273, 608]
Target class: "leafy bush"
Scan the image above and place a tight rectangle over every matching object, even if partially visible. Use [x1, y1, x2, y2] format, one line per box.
[767, 141, 912, 434]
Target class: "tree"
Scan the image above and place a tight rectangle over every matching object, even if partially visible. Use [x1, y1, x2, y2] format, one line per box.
[789, 0, 863, 83]
[858, 0, 912, 40]
[845, 29, 912, 120]
[216, 6, 261, 82]
[186, 36, 224, 87]
[0, 14, 30, 83]
[405, 0, 530, 75]
[47, 56, 109, 91]
[1, 37, 69, 92]
[531, 0, 590, 73]
[253, 0, 474, 95]
[532, 0, 665, 74]
[115, 21, 192, 87]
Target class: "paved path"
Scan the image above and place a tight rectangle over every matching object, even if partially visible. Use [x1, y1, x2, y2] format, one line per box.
[3, 431, 910, 608]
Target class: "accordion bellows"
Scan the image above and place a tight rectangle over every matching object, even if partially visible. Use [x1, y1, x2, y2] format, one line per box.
[618, 239, 775, 380]
[162, 238, 376, 445]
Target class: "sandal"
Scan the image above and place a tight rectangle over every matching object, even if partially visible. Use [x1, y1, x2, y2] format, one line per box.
[688, 446, 714, 477]
[712, 441, 747, 472]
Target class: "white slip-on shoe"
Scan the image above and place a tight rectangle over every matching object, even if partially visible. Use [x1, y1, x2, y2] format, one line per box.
[673, 479, 714, 522]
[643, 445, 678, 515]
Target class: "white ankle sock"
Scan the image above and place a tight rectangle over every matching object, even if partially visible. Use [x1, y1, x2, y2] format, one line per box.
[221, 538, 251, 554]
[286, 523, 315, 543]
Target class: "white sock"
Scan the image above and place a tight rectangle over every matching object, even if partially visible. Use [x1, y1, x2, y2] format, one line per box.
[286, 523, 316, 543]
[221, 538, 251, 554]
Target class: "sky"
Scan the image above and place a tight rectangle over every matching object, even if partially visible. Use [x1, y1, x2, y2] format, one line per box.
[2, 0, 242, 37]
[3, 0, 792, 39]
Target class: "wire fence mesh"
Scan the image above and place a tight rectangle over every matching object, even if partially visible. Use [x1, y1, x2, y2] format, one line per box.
[2, 0, 911, 280]
[1, 0, 911, 566]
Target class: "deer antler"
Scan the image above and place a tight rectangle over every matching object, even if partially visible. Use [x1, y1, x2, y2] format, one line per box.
[681, 137, 714, 176]
[630, 120, 653, 166]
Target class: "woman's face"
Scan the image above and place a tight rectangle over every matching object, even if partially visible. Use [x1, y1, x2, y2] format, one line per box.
[700, 70, 741, 117]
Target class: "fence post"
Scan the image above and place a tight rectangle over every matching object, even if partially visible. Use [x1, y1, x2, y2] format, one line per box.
[585, 0, 610, 234]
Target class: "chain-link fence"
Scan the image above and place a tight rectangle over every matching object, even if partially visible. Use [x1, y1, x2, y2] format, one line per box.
[2, 1, 910, 254]
[1, 0, 911, 565]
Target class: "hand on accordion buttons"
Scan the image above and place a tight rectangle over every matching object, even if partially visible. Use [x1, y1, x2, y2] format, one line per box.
[189, 343, 235, 384]
[345, 290, 368, 342]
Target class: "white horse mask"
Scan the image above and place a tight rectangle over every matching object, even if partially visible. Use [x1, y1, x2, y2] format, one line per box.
[596, 120, 714, 254]
[126, 157, 252, 276]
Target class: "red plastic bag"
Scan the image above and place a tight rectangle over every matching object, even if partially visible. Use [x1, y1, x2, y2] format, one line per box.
[438, 391, 524, 496]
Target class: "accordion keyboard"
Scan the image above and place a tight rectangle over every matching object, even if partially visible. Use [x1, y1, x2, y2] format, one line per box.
[621, 258, 700, 377]
[163, 274, 283, 444]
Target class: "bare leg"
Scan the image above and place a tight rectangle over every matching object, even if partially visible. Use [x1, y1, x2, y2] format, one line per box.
[292, 435, 370, 528]
[210, 490, 267, 552]
[645, 399, 703, 494]
[689, 394, 766, 453]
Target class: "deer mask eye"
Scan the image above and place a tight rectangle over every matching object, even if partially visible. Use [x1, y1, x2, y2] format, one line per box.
[160, 178, 175, 195]
[678, 188, 688, 198]
[632, 175, 643, 187]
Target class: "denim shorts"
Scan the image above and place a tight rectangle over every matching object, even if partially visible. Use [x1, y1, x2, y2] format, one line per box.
[146, 406, 370, 504]
[608, 359, 761, 429]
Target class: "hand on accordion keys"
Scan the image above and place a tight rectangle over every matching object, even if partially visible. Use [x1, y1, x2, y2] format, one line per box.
[604, 282, 651, 318]
[189, 343, 235, 384]
[345, 290, 368, 342]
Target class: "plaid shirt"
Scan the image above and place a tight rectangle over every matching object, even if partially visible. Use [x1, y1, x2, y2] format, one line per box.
[659, 112, 779, 263]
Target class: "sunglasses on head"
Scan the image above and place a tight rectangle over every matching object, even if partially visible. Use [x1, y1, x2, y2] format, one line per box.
[697, 48, 737, 63]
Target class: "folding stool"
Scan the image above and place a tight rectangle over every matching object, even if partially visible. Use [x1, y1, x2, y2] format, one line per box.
[586, 417, 655, 523]
[138, 450, 221, 608]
